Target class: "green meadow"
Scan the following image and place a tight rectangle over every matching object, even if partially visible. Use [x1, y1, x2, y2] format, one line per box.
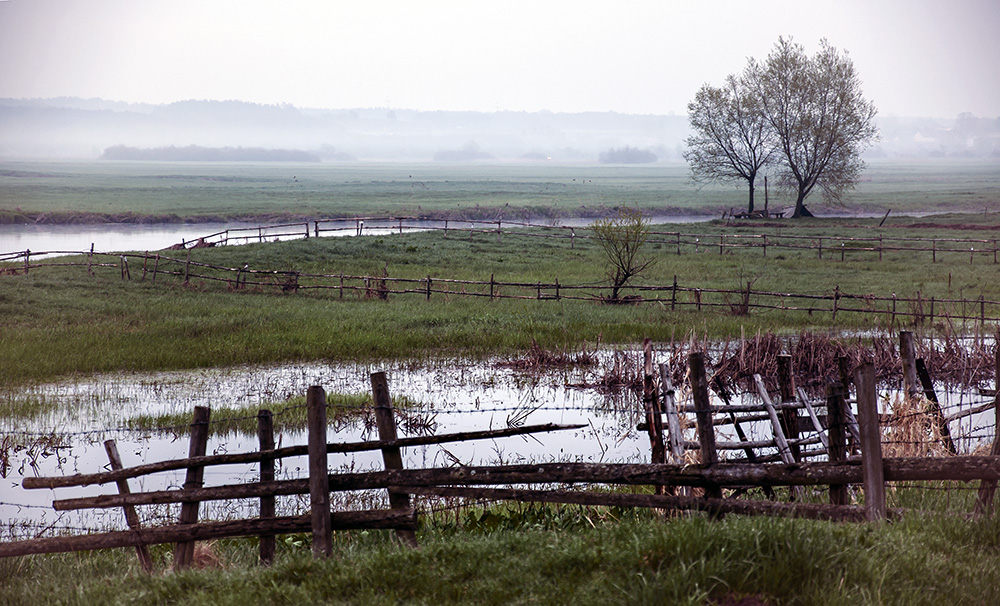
[2, 159, 1000, 605]
[2, 158, 999, 223]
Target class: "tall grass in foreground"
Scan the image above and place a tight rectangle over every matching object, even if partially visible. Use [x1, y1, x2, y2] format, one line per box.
[3, 506, 999, 606]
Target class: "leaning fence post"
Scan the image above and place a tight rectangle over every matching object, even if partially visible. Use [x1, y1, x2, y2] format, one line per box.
[307, 385, 332, 557]
[172, 405, 211, 570]
[915, 358, 957, 455]
[257, 409, 276, 566]
[974, 344, 1000, 518]
[370, 372, 419, 548]
[658, 364, 684, 465]
[688, 352, 722, 499]
[104, 440, 154, 573]
[854, 363, 886, 521]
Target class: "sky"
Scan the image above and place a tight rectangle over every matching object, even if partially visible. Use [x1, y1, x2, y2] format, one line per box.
[1, 0, 998, 119]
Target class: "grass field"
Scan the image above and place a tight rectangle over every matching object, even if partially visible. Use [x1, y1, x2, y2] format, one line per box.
[2, 213, 998, 388]
[2, 158, 999, 223]
[3, 501, 1000, 606]
[3, 160, 1000, 605]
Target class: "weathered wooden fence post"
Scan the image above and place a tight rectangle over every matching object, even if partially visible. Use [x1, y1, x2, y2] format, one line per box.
[689, 352, 722, 499]
[826, 382, 849, 506]
[658, 364, 684, 464]
[899, 331, 920, 399]
[854, 363, 886, 521]
[257, 409, 276, 566]
[754, 374, 804, 500]
[173, 405, 211, 570]
[974, 344, 1000, 518]
[370, 372, 419, 548]
[642, 340, 667, 495]
[104, 440, 154, 573]
[307, 385, 332, 557]
[777, 355, 801, 461]
[88, 243, 95, 275]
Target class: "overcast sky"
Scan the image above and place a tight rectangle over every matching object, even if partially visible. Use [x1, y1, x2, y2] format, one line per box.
[1, 0, 997, 118]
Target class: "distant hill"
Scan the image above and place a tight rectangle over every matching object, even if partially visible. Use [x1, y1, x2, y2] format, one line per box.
[0, 97, 997, 161]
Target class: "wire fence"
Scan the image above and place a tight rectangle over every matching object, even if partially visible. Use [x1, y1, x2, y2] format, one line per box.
[4, 245, 1000, 327]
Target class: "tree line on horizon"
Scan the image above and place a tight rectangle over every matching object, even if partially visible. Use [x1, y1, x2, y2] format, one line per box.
[100, 145, 321, 162]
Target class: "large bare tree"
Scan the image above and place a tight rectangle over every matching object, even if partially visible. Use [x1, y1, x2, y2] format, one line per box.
[748, 38, 879, 217]
[683, 73, 775, 214]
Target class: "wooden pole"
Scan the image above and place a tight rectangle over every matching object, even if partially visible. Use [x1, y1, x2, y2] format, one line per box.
[754, 375, 804, 500]
[104, 440, 154, 573]
[854, 363, 886, 521]
[777, 355, 801, 461]
[715, 376, 775, 499]
[87, 243, 94, 275]
[371, 372, 419, 548]
[914, 358, 957, 455]
[0, 510, 417, 560]
[642, 341, 667, 495]
[974, 344, 1000, 518]
[172, 405, 211, 570]
[899, 331, 920, 399]
[689, 352, 722, 499]
[257, 409, 276, 566]
[826, 383, 849, 506]
[48, 458, 1000, 515]
[28, 423, 584, 491]
[307, 386, 332, 557]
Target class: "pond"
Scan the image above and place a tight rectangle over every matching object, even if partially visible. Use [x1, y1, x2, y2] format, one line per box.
[0, 215, 714, 259]
[2, 349, 994, 541]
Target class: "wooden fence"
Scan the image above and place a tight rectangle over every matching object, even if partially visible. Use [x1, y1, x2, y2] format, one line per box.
[2, 343, 998, 570]
[4, 246, 999, 326]
[153, 217, 1000, 264]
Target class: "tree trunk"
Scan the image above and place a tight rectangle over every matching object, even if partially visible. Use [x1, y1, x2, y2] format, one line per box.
[792, 190, 813, 218]
[747, 175, 756, 214]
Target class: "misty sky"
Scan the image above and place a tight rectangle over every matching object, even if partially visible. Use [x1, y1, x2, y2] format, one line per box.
[1, 0, 998, 118]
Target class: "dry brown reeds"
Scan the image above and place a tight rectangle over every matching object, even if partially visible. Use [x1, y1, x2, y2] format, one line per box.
[881, 393, 952, 458]
[500, 340, 598, 371]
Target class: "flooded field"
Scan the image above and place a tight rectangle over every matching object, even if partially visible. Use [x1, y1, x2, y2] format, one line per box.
[2, 347, 995, 541]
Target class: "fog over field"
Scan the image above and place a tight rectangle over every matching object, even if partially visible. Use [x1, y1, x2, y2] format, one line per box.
[1, 98, 998, 162]
[1, 1, 998, 162]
